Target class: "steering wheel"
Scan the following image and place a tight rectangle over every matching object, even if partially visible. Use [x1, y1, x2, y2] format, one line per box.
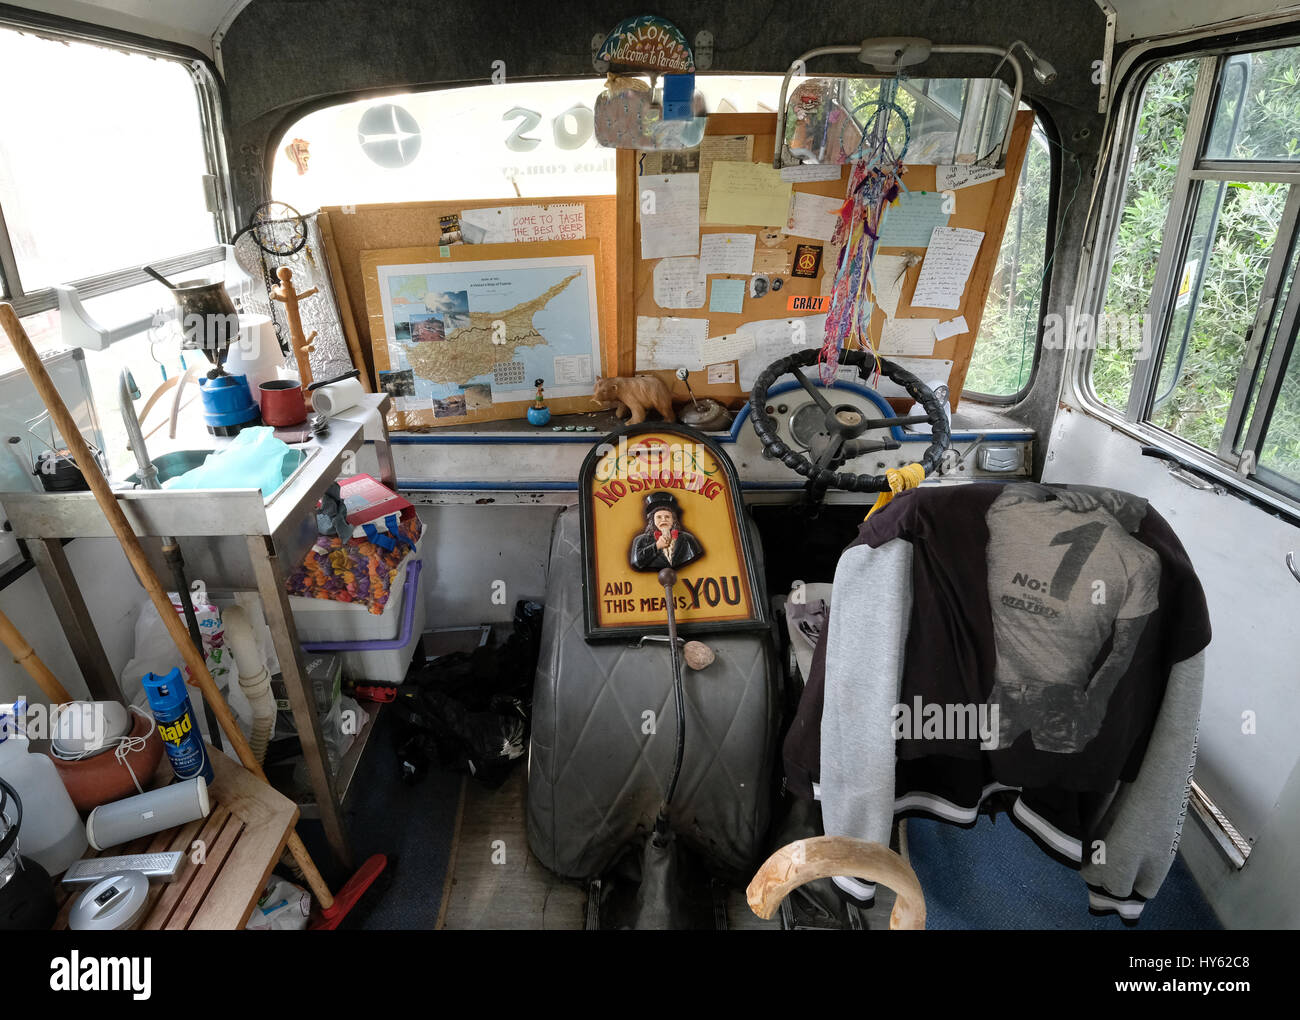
[749, 347, 951, 494]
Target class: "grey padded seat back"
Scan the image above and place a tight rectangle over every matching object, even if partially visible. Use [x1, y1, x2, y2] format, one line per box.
[527, 506, 778, 882]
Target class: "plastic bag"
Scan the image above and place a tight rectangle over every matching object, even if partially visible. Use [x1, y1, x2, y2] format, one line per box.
[164, 426, 299, 496]
[120, 591, 256, 749]
[245, 876, 311, 931]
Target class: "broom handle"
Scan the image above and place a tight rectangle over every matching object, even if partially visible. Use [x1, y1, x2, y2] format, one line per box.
[0, 605, 75, 703]
[0, 303, 335, 911]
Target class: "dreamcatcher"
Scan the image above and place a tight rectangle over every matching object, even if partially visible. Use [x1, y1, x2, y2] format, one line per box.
[230, 201, 355, 382]
[819, 79, 912, 386]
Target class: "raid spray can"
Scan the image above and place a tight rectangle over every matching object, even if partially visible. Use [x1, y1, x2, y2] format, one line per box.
[142, 667, 215, 785]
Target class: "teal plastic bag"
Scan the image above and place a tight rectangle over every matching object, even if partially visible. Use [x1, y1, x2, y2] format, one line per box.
[164, 426, 301, 495]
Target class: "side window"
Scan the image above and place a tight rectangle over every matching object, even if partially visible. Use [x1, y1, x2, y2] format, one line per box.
[963, 115, 1053, 398]
[1090, 44, 1300, 498]
[0, 22, 225, 483]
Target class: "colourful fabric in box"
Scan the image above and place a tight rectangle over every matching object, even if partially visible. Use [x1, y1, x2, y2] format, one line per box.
[286, 515, 422, 614]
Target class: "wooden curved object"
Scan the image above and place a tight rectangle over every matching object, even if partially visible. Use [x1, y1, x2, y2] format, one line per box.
[747, 835, 926, 929]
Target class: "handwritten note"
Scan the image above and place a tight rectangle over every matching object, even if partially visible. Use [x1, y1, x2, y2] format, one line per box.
[699, 233, 756, 275]
[780, 163, 844, 183]
[936, 165, 1005, 191]
[910, 227, 984, 309]
[639, 174, 701, 260]
[459, 204, 586, 244]
[699, 135, 754, 211]
[736, 314, 827, 387]
[706, 361, 737, 385]
[876, 191, 951, 248]
[704, 161, 793, 226]
[636, 316, 708, 371]
[784, 192, 841, 242]
[653, 257, 706, 309]
[703, 332, 757, 364]
[879, 318, 939, 356]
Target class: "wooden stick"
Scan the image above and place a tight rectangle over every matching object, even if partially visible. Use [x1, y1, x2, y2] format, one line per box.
[0, 605, 75, 703]
[746, 835, 926, 929]
[271, 267, 317, 402]
[0, 302, 335, 911]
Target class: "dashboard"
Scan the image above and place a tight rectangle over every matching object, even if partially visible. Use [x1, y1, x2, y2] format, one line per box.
[384, 379, 1034, 506]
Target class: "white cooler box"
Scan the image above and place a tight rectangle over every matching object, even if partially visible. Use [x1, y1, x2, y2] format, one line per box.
[289, 532, 424, 684]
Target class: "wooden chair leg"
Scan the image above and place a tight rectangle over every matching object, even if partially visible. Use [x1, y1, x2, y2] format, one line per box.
[747, 835, 926, 929]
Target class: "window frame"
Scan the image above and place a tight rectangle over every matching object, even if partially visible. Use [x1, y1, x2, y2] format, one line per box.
[1077, 31, 1300, 516]
[962, 103, 1060, 405]
[0, 9, 233, 319]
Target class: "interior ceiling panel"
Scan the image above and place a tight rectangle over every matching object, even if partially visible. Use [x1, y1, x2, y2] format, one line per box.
[1108, 0, 1300, 42]
[2, 0, 249, 55]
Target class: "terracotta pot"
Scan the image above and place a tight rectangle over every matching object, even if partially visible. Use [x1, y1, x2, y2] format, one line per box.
[47, 712, 164, 813]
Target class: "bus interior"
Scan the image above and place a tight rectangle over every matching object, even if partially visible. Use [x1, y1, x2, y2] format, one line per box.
[0, 0, 1297, 954]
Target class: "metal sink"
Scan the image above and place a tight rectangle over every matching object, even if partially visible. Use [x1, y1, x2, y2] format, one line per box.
[124, 448, 211, 486]
[121, 446, 314, 502]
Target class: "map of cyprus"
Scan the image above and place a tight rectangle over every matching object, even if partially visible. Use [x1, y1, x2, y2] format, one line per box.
[403, 271, 581, 385]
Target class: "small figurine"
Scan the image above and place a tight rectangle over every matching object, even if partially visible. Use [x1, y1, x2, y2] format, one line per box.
[527, 377, 551, 426]
[592, 374, 676, 425]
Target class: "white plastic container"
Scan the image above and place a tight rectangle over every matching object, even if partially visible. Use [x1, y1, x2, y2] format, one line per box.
[290, 533, 424, 684]
[0, 704, 88, 875]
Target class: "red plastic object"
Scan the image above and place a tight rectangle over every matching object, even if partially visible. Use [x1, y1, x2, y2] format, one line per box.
[348, 683, 398, 704]
[309, 853, 388, 930]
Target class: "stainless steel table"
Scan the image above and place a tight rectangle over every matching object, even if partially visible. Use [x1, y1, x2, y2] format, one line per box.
[0, 393, 395, 869]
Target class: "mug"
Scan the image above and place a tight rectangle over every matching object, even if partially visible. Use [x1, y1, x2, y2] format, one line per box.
[259, 379, 308, 427]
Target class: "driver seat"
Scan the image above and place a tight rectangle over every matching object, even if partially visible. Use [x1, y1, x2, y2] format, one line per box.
[526, 507, 780, 884]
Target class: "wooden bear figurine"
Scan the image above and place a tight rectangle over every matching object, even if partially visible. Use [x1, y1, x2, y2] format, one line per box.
[592, 375, 676, 425]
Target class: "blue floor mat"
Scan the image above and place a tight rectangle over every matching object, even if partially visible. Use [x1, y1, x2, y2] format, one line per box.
[905, 814, 1222, 930]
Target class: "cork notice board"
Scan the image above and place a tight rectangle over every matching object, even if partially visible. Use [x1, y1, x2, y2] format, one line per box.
[319, 196, 618, 429]
[623, 110, 1034, 410]
[360, 239, 605, 430]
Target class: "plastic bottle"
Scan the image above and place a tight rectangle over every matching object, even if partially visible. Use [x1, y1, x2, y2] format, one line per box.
[142, 668, 215, 784]
[0, 701, 88, 876]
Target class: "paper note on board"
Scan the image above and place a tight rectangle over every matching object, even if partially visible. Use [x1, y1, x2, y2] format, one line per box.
[699, 233, 757, 275]
[736, 314, 827, 387]
[653, 257, 706, 309]
[703, 332, 757, 364]
[784, 192, 841, 242]
[705, 161, 793, 226]
[639, 174, 701, 259]
[553, 354, 594, 385]
[754, 246, 792, 275]
[870, 358, 953, 400]
[876, 191, 951, 248]
[780, 163, 843, 183]
[636, 316, 708, 371]
[870, 254, 912, 320]
[879, 318, 939, 356]
[935, 164, 1005, 191]
[706, 361, 737, 385]
[933, 315, 970, 342]
[709, 278, 746, 314]
[698, 135, 754, 211]
[460, 204, 586, 244]
[910, 227, 984, 310]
